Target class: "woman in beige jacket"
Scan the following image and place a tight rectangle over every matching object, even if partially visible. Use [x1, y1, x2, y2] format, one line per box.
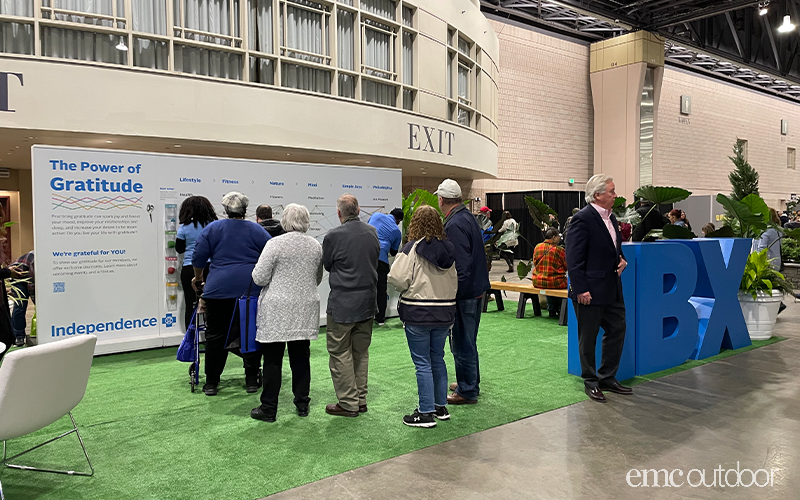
[388, 206, 458, 428]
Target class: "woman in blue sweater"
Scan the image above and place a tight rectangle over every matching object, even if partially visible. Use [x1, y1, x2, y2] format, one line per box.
[192, 192, 270, 396]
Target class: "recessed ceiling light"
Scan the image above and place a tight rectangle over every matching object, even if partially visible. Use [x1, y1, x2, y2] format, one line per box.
[286, 153, 291, 156]
[105, 140, 113, 144]
[173, 144, 182, 148]
[14, 146, 19, 149]
[27, 137, 33, 140]
[366, 161, 371, 164]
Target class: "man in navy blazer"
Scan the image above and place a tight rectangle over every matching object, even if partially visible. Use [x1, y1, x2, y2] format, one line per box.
[566, 174, 632, 403]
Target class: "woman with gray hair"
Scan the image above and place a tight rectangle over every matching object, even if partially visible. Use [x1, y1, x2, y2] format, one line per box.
[192, 191, 270, 396]
[249, 203, 324, 422]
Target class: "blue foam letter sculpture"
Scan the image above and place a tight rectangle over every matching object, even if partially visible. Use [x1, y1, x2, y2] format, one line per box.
[675, 238, 751, 359]
[635, 242, 698, 375]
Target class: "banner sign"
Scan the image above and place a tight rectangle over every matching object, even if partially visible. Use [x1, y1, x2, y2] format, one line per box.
[33, 146, 402, 354]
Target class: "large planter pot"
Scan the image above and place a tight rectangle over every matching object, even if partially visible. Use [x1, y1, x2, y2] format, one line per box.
[738, 291, 783, 341]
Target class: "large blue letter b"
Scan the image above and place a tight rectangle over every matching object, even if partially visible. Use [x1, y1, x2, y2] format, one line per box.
[635, 243, 699, 375]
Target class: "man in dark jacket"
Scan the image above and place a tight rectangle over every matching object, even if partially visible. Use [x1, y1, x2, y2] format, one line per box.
[566, 174, 632, 403]
[436, 179, 490, 405]
[256, 204, 286, 238]
[322, 194, 380, 418]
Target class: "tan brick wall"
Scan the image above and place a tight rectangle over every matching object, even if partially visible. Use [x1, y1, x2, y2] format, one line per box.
[656, 67, 800, 209]
[471, 19, 594, 203]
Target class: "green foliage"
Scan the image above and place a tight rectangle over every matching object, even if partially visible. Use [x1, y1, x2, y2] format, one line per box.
[662, 224, 697, 239]
[705, 226, 735, 238]
[740, 193, 770, 225]
[633, 185, 692, 205]
[401, 189, 441, 242]
[524, 197, 558, 229]
[613, 197, 627, 209]
[783, 228, 800, 241]
[517, 259, 533, 281]
[728, 139, 759, 201]
[782, 237, 800, 263]
[740, 249, 794, 299]
[716, 193, 767, 239]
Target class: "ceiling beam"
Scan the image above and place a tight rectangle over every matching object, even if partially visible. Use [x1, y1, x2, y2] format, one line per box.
[725, 12, 745, 59]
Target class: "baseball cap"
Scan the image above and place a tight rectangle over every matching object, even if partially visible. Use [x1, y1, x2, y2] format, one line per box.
[434, 179, 462, 198]
[480, 206, 492, 214]
[221, 191, 249, 215]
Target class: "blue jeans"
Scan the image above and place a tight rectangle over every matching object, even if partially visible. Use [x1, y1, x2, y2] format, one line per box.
[10, 282, 30, 341]
[405, 324, 450, 414]
[450, 297, 482, 400]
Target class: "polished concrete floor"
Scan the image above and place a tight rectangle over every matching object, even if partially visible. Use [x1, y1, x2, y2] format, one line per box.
[265, 271, 800, 499]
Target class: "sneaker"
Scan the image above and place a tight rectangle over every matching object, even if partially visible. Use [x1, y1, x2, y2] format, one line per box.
[203, 384, 218, 396]
[403, 409, 436, 428]
[376, 321, 385, 326]
[13, 337, 25, 347]
[433, 406, 450, 420]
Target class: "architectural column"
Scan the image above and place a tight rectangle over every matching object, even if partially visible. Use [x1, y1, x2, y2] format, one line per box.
[590, 32, 665, 201]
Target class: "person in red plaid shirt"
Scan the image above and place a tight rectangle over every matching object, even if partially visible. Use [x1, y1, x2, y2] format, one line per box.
[531, 228, 567, 318]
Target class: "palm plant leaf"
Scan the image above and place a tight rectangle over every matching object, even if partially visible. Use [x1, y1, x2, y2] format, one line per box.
[662, 224, 696, 239]
[633, 185, 692, 205]
[401, 189, 441, 241]
[706, 226, 735, 238]
[524, 197, 557, 229]
[517, 260, 533, 281]
[740, 193, 770, 225]
[716, 193, 766, 238]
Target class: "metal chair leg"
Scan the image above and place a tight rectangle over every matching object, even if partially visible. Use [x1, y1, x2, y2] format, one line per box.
[3, 412, 94, 477]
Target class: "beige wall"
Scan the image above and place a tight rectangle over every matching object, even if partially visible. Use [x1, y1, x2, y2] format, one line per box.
[655, 67, 800, 209]
[470, 19, 594, 203]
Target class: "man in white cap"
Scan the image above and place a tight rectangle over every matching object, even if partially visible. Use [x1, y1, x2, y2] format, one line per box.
[436, 179, 490, 405]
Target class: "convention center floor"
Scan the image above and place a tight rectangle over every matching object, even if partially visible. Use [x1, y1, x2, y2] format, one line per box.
[264, 275, 800, 499]
[3, 271, 796, 500]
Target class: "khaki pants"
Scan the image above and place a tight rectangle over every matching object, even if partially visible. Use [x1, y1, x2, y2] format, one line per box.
[326, 315, 373, 412]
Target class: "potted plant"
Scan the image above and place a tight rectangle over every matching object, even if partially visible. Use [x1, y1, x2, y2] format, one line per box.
[738, 249, 794, 340]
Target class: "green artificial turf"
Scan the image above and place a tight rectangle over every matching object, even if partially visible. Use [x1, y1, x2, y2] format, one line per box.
[1, 306, 784, 500]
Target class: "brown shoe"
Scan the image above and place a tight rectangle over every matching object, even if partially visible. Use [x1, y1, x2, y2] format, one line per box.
[359, 405, 368, 413]
[447, 392, 477, 405]
[449, 382, 458, 392]
[325, 403, 359, 417]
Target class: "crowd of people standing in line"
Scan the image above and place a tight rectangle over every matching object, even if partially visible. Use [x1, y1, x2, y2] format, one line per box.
[175, 179, 490, 428]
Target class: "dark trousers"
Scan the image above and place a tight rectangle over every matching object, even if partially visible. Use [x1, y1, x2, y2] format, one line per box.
[500, 251, 514, 270]
[574, 298, 626, 389]
[259, 340, 311, 415]
[203, 297, 261, 386]
[546, 296, 562, 317]
[181, 264, 209, 329]
[376, 260, 391, 323]
[10, 282, 32, 341]
[450, 297, 482, 400]
[180, 265, 197, 329]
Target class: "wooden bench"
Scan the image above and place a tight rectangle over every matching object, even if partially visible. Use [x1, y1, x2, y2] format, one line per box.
[483, 281, 569, 325]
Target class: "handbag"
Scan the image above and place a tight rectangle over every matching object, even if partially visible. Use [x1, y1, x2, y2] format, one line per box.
[177, 307, 199, 363]
[226, 280, 259, 355]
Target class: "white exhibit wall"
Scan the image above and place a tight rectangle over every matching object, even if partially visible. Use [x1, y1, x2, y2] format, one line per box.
[32, 146, 402, 355]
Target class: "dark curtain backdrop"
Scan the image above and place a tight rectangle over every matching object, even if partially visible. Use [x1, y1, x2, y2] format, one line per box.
[484, 190, 588, 260]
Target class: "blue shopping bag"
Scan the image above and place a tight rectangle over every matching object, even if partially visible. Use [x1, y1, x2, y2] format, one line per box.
[226, 280, 259, 355]
[177, 308, 198, 363]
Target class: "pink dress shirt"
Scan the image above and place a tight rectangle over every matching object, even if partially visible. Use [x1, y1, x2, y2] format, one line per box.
[591, 203, 617, 248]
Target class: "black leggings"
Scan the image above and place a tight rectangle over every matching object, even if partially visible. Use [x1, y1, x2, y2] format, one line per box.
[180, 264, 209, 329]
[259, 340, 311, 414]
[202, 297, 261, 386]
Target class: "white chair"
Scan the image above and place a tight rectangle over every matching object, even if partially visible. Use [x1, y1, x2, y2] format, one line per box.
[0, 335, 97, 500]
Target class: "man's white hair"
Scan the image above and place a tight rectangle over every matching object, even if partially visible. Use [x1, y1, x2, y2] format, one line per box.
[585, 174, 614, 204]
[281, 203, 310, 233]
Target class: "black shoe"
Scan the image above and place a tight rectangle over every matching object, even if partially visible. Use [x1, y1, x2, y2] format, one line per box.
[203, 384, 218, 396]
[245, 371, 262, 394]
[599, 380, 633, 395]
[251, 406, 276, 422]
[297, 405, 309, 417]
[585, 386, 606, 403]
[13, 337, 25, 347]
[433, 406, 450, 420]
[403, 409, 436, 428]
[779, 302, 787, 315]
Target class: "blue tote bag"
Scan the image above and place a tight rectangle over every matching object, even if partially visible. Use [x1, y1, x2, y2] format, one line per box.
[177, 307, 199, 363]
[226, 280, 259, 355]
